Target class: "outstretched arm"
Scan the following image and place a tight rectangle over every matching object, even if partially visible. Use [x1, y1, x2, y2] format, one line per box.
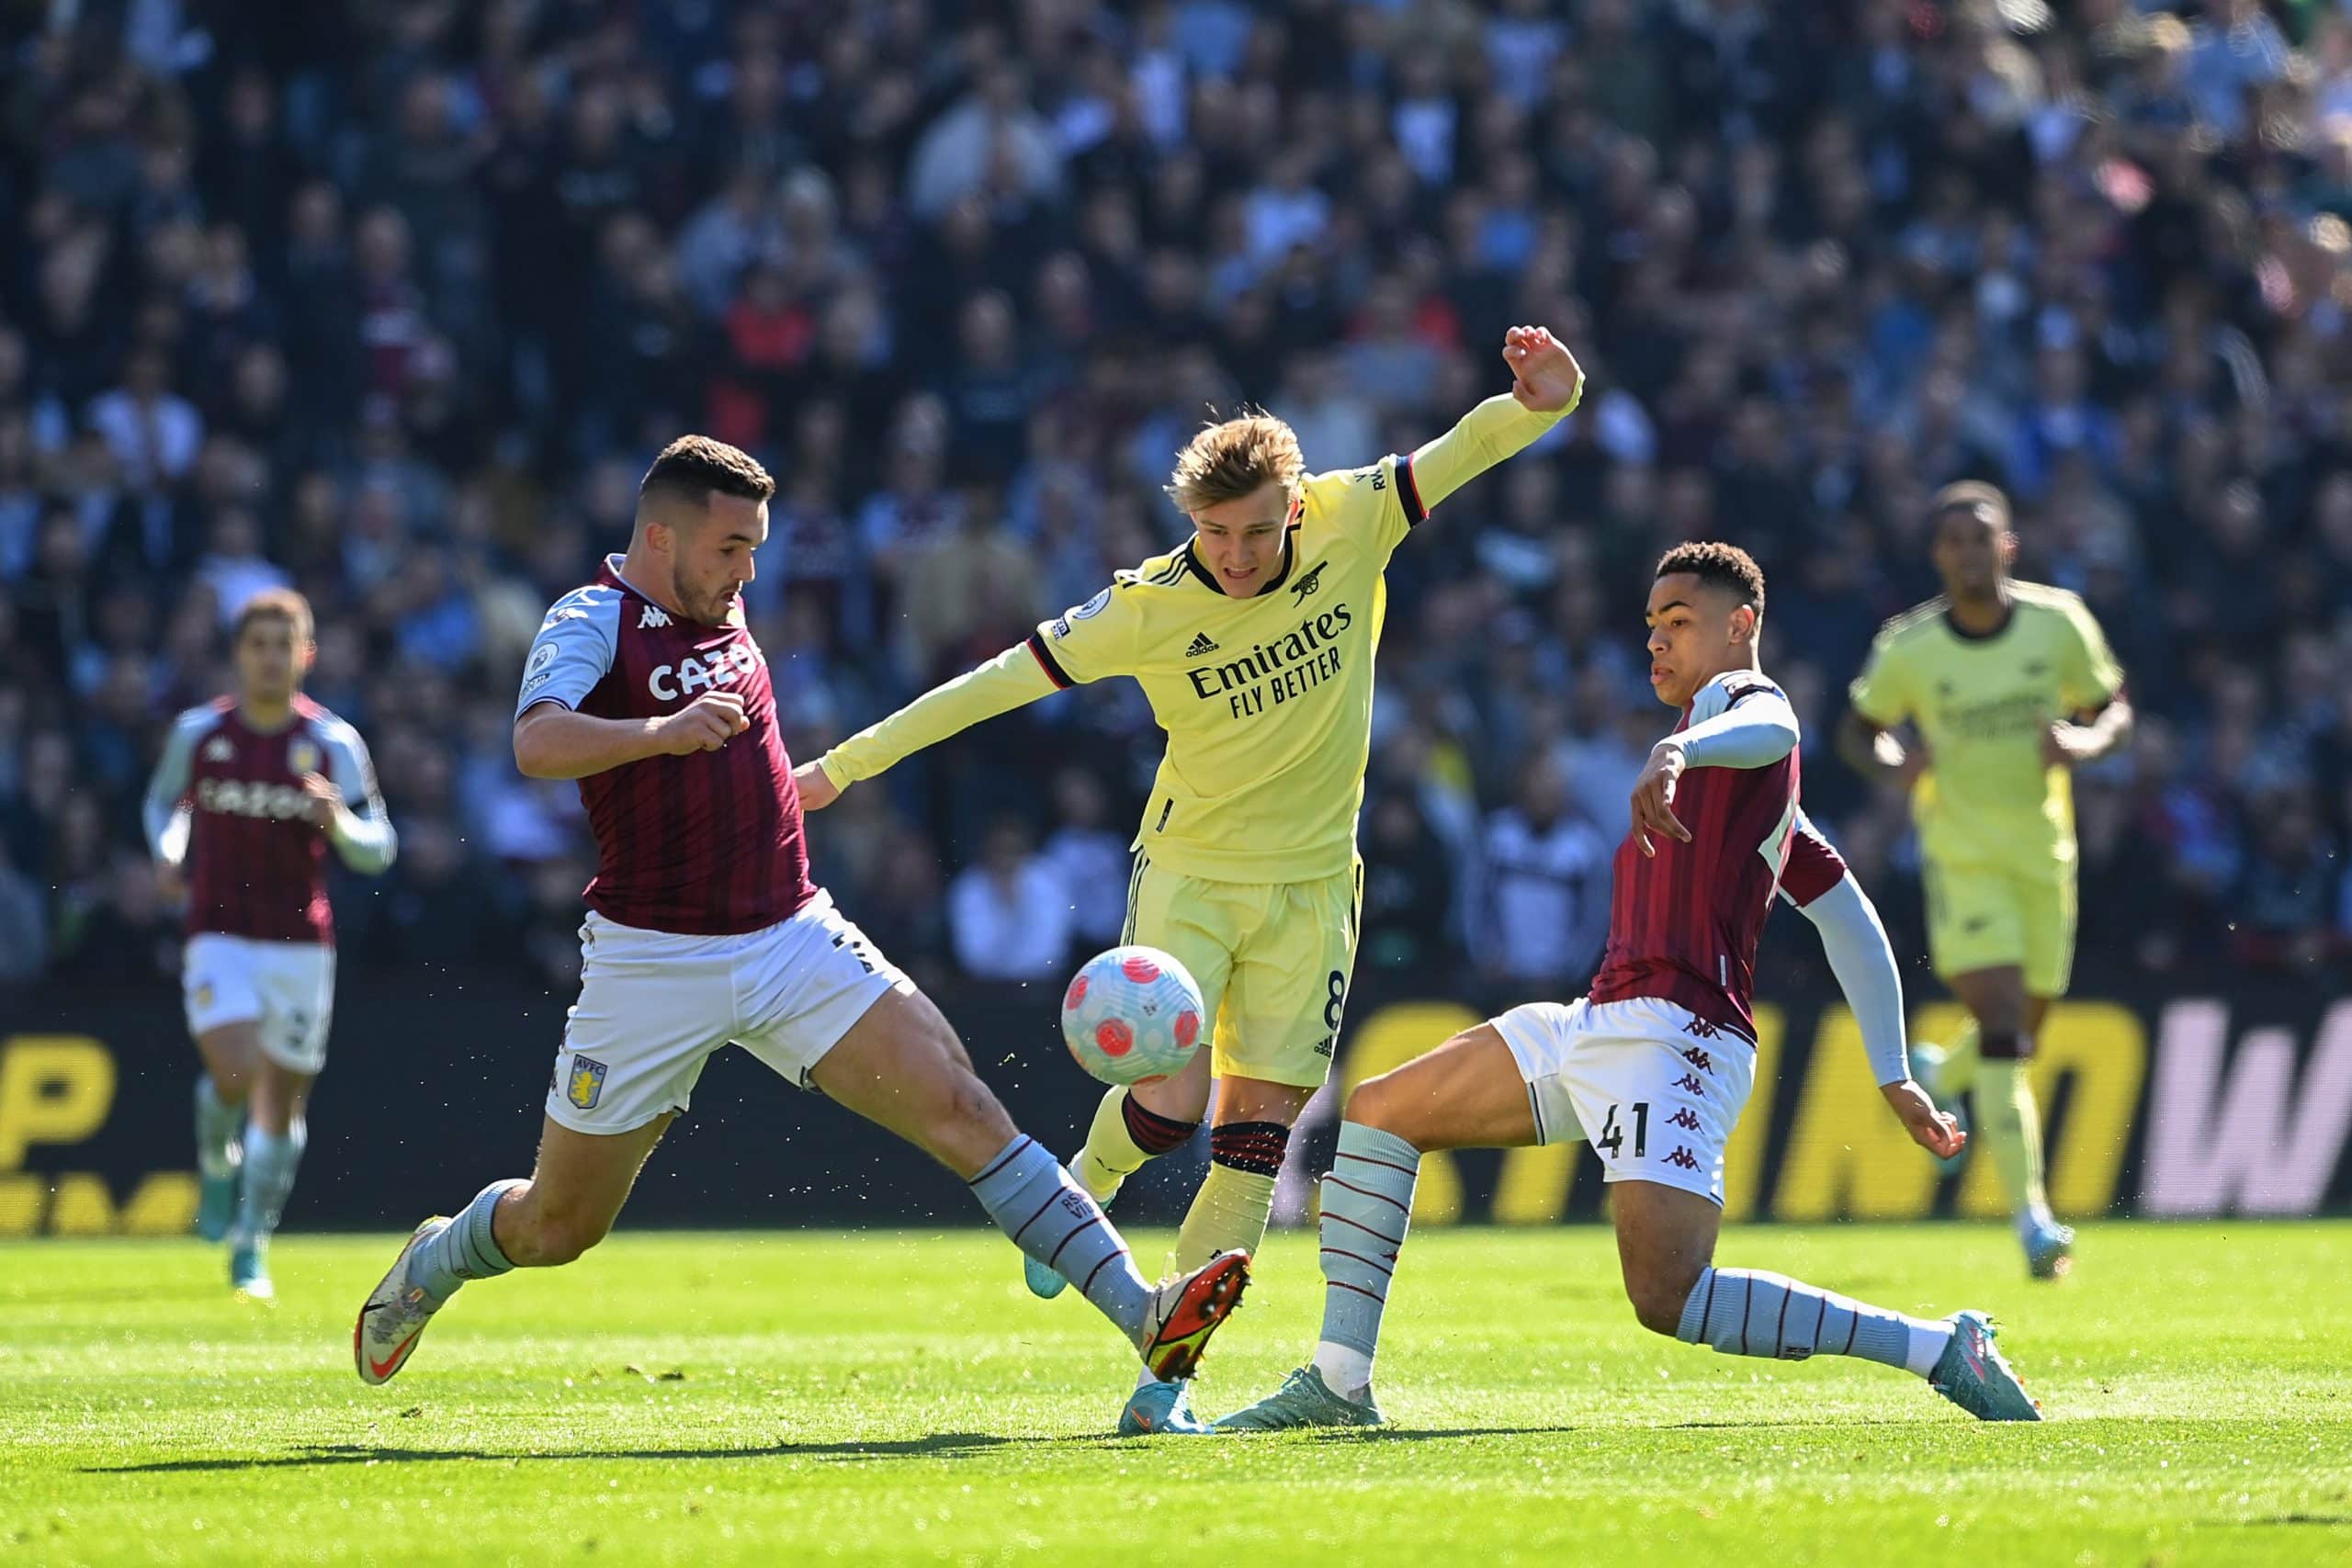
[1790, 872, 1964, 1159]
[1404, 326, 1584, 514]
[806, 642, 1062, 807]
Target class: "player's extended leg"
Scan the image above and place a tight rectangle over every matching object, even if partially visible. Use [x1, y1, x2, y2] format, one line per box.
[226, 1060, 312, 1300]
[1618, 1179, 2039, 1421]
[355, 1112, 673, 1384]
[811, 987, 1249, 1381]
[1219, 1023, 1537, 1430]
[190, 1021, 260, 1244]
[1949, 965, 2067, 1277]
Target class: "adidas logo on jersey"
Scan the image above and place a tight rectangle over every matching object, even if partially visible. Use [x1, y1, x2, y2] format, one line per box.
[639, 604, 673, 629]
[1184, 632, 1220, 659]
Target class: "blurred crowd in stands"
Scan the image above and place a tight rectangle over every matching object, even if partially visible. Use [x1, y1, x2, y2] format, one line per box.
[5, 0, 2349, 1000]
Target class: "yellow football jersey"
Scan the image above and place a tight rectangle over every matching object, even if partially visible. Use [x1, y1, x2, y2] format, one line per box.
[819, 392, 1570, 886]
[1024, 458, 1417, 883]
[1849, 581, 2124, 878]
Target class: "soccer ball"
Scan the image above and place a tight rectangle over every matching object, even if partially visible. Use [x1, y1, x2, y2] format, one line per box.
[1059, 946, 1205, 1087]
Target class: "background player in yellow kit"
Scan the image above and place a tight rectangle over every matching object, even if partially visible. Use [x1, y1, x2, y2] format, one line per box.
[797, 324, 1585, 1433]
[1838, 482, 2131, 1280]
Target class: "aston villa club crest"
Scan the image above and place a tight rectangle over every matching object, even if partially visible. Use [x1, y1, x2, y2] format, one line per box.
[566, 1054, 609, 1111]
[288, 738, 322, 775]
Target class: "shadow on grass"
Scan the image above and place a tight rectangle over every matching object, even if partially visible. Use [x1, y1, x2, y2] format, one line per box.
[89, 1432, 1092, 1473]
[92, 1423, 1590, 1473]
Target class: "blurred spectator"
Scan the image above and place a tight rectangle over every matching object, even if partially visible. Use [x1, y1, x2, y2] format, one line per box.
[1041, 770, 1130, 951]
[1467, 754, 1611, 990]
[1, 0, 2346, 998]
[948, 816, 1071, 981]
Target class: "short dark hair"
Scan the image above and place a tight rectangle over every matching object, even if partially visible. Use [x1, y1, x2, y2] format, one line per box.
[1655, 541, 1765, 615]
[639, 434, 775, 511]
[234, 587, 315, 644]
[1930, 480, 2010, 530]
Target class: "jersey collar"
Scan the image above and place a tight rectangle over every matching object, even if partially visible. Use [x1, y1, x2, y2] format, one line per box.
[1941, 593, 2016, 643]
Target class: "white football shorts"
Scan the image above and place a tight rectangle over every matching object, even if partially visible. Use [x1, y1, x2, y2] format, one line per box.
[182, 933, 337, 1074]
[547, 888, 913, 1135]
[1491, 996, 1756, 1206]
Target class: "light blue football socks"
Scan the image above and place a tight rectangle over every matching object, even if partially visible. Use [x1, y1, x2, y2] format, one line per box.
[970, 1134, 1151, 1339]
[1310, 1122, 1421, 1396]
[1677, 1267, 1950, 1376]
[411, 1179, 526, 1302]
[232, 1119, 306, 1247]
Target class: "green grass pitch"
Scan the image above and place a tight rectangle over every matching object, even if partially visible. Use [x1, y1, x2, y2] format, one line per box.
[4, 1223, 2349, 1566]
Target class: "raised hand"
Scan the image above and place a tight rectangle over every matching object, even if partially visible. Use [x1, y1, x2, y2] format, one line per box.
[1502, 324, 1584, 412]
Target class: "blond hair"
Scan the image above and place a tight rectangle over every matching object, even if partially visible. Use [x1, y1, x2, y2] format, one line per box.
[1164, 412, 1305, 514]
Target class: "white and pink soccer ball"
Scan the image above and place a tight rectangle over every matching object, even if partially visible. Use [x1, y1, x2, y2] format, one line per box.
[1059, 946, 1205, 1087]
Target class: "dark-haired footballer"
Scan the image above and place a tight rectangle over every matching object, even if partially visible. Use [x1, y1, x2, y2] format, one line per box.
[1838, 481, 2131, 1282]
[1220, 543, 2044, 1430]
[353, 436, 1248, 1396]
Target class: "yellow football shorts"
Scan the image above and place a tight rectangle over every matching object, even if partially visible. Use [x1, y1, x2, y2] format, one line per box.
[1922, 857, 2077, 998]
[1121, 854, 1363, 1090]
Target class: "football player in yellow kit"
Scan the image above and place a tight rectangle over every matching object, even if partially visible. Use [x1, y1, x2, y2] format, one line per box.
[797, 325, 1584, 1431]
[1839, 482, 2132, 1280]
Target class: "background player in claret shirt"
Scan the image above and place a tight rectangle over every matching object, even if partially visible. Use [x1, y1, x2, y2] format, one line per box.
[351, 437, 1247, 1398]
[141, 590, 397, 1300]
[1221, 543, 2045, 1433]
[1838, 483, 2131, 1280]
[797, 326, 1583, 1434]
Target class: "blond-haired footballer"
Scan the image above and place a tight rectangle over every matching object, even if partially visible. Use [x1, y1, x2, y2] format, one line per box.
[797, 326, 1584, 1433]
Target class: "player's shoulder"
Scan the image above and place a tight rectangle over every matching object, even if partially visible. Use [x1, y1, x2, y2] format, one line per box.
[2009, 580, 2095, 624]
[294, 696, 366, 747]
[1873, 595, 1951, 648]
[169, 698, 234, 739]
[1299, 461, 1408, 524]
[540, 580, 629, 626]
[1688, 667, 1789, 724]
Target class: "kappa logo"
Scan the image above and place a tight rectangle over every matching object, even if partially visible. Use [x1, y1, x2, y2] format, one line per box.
[639, 604, 672, 629]
[1663, 1146, 1702, 1171]
[1288, 561, 1329, 604]
[1681, 1045, 1713, 1073]
[1668, 1107, 1702, 1132]
[202, 735, 236, 763]
[2023, 660, 2050, 677]
[1673, 1073, 1705, 1094]
[565, 1055, 609, 1111]
[1185, 632, 1220, 659]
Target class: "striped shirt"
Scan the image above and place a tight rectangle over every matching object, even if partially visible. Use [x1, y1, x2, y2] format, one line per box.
[518, 556, 814, 935]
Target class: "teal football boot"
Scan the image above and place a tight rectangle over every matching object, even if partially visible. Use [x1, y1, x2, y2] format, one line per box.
[1215, 1365, 1385, 1432]
[1119, 1379, 1212, 1435]
[1928, 1311, 2041, 1421]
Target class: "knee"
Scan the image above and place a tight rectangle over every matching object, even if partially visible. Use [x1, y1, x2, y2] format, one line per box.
[1343, 1072, 1408, 1134]
[506, 1200, 611, 1268]
[913, 1063, 1016, 1156]
[1623, 1259, 1706, 1338]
